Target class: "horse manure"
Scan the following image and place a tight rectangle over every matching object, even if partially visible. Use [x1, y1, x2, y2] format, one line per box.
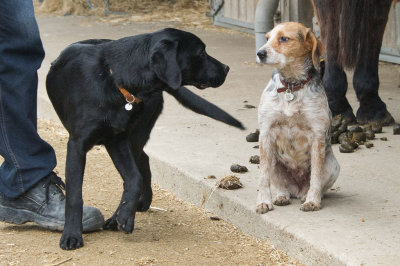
[246, 129, 259, 142]
[365, 130, 375, 140]
[217, 175, 243, 190]
[249, 155, 260, 164]
[339, 143, 355, 153]
[365, 143, 374, 148]
[371, 122, 383, 133]
[230, 164, 248, 173]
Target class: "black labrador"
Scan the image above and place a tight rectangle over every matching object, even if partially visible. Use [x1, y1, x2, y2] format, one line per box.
[46, 28, 244, 250]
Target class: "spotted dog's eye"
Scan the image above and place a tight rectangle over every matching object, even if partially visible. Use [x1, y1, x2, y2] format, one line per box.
[265, 37, 269, 42]
[279, 36, 290, 42]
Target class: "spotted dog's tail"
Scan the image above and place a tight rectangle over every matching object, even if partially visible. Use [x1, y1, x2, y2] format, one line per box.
[166, 87, 245, 130]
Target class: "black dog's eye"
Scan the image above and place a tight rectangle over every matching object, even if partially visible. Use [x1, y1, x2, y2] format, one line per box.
[279, 36, 290, 42]
[200, 49, 206, 57]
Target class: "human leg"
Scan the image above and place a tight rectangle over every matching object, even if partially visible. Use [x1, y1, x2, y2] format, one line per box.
[0, 0, 56, 198]
[0, 1, 104, 232]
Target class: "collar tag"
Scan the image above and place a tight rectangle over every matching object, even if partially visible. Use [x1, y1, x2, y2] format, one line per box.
[110, 68, 142, 111]
[125, 102, 133, 111]
[285, 88, 295, 101]
[121, 89, 137, 111]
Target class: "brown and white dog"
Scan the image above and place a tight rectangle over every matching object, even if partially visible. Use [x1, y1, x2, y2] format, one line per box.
[255, 22, 340, 213]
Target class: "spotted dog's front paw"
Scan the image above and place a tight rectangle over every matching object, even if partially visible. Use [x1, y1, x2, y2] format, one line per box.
[273, 195, 291, 206]
[256, 202, 274, 214]
[300, 196, 307, 203]
[300, 201, 321, 212]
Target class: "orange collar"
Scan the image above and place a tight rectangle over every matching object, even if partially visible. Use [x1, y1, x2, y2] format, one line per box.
[110, 68, 142, 104]
[277, 73, 312, 93]
[119, 87, 142, 104]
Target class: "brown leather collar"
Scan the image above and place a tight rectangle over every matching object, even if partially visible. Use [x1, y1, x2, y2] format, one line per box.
[119, 87, 142, 104]
[109, 68, 142, 104]
[277, 73, 312, 93]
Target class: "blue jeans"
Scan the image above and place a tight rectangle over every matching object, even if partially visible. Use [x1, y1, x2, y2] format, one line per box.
[0, 0, 56, 198]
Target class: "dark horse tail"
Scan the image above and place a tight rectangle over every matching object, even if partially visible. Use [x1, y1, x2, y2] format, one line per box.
[312, 0, 392, 68]
[166, 86, 245, 130]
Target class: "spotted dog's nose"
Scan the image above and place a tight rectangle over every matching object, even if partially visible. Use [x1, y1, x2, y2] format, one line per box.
[257, 50, 267, 61]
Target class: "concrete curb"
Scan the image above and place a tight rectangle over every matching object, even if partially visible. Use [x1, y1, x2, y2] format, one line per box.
[148, 155, 343, 266]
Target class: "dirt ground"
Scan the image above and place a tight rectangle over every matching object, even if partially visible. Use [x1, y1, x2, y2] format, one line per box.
[0, 119, 300, 265]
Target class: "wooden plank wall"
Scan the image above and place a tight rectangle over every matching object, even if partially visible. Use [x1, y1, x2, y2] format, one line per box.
[223, 0, 259, 23]
[221, 0, 398, 57]
[382, 6, 398, 52]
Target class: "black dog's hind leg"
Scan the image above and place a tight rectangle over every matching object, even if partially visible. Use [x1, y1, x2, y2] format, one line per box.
[60, 139, 86, 250]
[353, 0, 393, 126]
[136, 151, 152, 212]
[323, 54, 356, 123]
[103, 135, 143, 233]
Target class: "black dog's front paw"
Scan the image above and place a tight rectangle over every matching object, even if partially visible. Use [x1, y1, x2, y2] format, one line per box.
[104, 201, 136, 233]
[137, 195, 152, 212]
[117, 212, 135, 233]
[136, 187, 153, 212]
[104, 212, 135, 233]
[60, 233, 84, 250]
[103, 215, 119, 231]
[137, 201, 151, 212]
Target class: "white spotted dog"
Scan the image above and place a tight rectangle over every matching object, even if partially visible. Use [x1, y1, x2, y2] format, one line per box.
[255, 22, 340, 213]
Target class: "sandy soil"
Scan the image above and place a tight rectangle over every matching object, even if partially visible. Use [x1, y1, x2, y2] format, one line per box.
[0, 120, 300, 266]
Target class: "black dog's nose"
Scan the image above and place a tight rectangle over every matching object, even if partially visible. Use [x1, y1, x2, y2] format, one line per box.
[257, 50, 267, 60]
[224, 65, 230, 74]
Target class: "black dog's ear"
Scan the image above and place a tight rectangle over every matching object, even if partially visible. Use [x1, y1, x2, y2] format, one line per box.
[150, 40, 182, 90]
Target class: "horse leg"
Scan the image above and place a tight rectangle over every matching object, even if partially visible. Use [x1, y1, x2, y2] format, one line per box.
[353, 0, 394, 125]
[323, 53, 355, 122]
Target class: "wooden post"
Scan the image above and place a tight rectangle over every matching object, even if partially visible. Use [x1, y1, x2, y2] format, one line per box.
[280, 0, 313, 28]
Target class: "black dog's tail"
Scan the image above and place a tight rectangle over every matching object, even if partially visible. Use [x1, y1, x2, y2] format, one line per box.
[166, 87, 245, 130]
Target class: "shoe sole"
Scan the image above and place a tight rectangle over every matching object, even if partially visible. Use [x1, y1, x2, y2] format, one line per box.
[0, 205, 103, 232]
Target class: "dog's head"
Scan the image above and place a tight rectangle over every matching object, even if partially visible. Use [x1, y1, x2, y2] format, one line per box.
[256, 22, 323, 70]
[150, 28, 229, 90]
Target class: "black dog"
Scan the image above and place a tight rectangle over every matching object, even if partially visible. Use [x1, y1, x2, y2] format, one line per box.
[46, 28, 243, 250]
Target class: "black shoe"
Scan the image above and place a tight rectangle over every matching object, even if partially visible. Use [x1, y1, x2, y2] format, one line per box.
[0, 172, 104, 232]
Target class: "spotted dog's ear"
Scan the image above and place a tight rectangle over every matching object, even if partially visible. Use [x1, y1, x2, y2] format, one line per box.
[304, 28, 324, 69]
[150, 40, 182, 90]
